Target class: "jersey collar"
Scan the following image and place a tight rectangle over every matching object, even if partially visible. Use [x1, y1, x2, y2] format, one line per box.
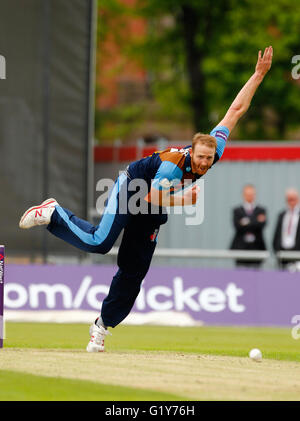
[185, 148, 201, 179]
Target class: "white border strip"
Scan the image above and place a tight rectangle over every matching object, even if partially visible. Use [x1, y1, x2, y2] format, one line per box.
[4, 310, 202, 327]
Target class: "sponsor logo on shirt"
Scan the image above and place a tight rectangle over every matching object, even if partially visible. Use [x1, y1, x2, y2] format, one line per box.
[150, 229, 159, 242]
[170, 147, 190, 156]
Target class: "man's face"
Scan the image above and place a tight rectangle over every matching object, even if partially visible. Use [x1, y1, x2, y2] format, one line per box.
[190, 143, 215, 175]
[286, 192, 299, 210]
[243, 186, 256, 203]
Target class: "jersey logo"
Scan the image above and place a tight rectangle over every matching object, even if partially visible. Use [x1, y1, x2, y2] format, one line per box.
[170, 147, 190, 156]
[150, 229, 159, 242]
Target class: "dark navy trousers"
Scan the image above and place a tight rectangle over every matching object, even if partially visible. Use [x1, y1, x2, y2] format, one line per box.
[47, 173, 168, 327]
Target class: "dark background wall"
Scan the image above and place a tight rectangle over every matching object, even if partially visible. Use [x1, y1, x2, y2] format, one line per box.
[0, 0, 95, 259]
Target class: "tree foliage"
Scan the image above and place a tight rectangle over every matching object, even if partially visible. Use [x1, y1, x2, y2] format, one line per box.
[97, 0, 300, 141]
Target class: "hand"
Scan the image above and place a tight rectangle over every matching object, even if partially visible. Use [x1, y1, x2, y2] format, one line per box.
[257, 213, 266, 222]
[183, 184, 200, 205]
[255, 46, 273, 78]
[239, 217, 250, 226]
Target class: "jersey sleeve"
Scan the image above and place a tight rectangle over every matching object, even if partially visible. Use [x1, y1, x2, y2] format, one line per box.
[151, 161, 183, 191]
[210, 125, 230, 159]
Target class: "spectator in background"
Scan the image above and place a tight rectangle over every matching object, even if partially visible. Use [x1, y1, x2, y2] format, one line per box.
[230, 184, 267, 268]
[272, 188, 300, 268]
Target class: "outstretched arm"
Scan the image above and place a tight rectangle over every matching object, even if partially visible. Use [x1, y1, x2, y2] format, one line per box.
[218, 46, 273, 132]
[146, 183, 200, 207]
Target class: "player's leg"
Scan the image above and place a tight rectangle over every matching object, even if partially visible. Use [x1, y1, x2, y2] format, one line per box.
[19, 173, 130, 254]
[47, 203, 127, 254]
[102, 212, 168, 327]
[87, 211, 168, 352]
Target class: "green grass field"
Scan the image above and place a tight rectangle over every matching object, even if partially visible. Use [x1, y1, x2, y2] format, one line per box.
[1, 323, 300, 401]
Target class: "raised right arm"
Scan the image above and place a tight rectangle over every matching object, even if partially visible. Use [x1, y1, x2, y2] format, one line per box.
[217, 46, 273, 133]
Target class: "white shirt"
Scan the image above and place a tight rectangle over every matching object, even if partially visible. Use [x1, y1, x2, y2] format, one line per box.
[281, 205, 300, 249]
[243, 202, 255, 215]
[241, 202, 256, 243]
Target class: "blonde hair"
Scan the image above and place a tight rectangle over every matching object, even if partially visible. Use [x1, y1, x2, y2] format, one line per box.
[192, 133, 217, 152]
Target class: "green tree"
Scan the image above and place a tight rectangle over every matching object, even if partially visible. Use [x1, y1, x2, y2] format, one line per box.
[97, 0, 300, 141]
[133, 0, 236, 134]
[133, 0, 300, 139]
[215, 0, 300, 139]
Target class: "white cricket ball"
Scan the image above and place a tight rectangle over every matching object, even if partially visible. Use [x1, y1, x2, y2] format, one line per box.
[249, 348, 262, 362]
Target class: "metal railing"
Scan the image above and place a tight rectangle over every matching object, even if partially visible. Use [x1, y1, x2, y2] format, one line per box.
[108, 247, 270, 261]
[276, 251, 300, 261]
[90, 208, 300, 265]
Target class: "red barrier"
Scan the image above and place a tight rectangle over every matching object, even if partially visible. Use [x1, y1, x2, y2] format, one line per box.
[94, 144, 300, 162]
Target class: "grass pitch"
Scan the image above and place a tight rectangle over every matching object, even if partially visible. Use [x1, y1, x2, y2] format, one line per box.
[1, 323, 300, 401]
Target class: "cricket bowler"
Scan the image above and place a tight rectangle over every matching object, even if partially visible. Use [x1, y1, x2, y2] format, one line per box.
[19, 47, 273, 352]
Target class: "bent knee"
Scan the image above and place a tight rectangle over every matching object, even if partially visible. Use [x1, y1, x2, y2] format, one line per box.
[90, 242, 114, 255]
[151, 212, 168, 226]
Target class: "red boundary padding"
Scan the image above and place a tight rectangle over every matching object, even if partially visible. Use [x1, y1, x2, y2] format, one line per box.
[94, 146, 114, 162]
[221, 146, 300, 161]
[94, 145, 300, 162]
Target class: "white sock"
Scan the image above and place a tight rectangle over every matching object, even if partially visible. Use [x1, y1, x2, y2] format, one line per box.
[96, 316, 107, 329]
[48, 206, 56, 224]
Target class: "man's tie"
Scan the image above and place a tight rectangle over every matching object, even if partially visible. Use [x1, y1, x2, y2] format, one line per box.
[247, 205, 253, 216]
[287, 209, 294, 235]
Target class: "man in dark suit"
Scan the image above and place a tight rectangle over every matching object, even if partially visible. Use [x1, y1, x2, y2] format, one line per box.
[272, 188, 300, 268]
[230, 184, 267, 267]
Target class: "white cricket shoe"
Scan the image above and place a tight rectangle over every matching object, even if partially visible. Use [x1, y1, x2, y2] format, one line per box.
[19, 198, 59, 229]
[86, 323, 111, 353]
